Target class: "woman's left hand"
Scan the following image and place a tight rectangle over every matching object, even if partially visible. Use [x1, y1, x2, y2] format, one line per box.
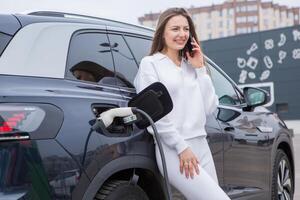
[186, 37, 205, 68]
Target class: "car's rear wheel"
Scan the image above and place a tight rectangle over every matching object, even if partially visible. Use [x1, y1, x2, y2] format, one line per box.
[271, 149, 294, 200]
[94, 180, 149, 200]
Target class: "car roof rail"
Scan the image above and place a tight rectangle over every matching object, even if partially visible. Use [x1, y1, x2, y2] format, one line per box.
[27, 11, 154, 32]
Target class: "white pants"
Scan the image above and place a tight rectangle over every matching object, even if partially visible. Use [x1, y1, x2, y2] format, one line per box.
[155, 136, 231, 200]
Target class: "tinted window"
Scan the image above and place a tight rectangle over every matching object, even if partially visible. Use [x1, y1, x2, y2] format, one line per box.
[66, 32, 117, 85]
[124, 36, 152, 65]
[208, 63, 241, 106]
[0, 32, 12, 57]
[108, 34, 137, 88]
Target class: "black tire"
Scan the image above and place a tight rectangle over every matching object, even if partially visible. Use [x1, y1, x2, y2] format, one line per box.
[94, 180, 149, 200]
[271, 149, 294, 200]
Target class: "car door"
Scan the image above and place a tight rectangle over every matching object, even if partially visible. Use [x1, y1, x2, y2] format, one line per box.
[56, 29, 128, 198]
[207, 61, 271, 199]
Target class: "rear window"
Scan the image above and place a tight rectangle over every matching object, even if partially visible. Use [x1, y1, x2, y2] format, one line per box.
[0, 32, 12, 57]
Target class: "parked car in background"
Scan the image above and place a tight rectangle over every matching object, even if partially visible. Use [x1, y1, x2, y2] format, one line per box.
[0, 11, 294, 200]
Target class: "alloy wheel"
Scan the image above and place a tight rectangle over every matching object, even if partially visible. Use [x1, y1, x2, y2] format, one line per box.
[277, 159, 292, 200]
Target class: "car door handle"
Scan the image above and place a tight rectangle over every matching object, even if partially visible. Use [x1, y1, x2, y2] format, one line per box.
[224, 126, 235, 132]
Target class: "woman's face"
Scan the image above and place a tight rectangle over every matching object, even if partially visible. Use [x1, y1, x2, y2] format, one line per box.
[163, 15, 190, 52]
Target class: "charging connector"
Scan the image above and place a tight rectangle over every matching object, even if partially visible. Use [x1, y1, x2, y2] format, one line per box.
[122, 114, 138, 125]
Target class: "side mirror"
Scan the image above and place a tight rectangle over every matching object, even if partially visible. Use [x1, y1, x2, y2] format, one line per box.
[128, 82, 173, 129]
[243, 87, 269, 108]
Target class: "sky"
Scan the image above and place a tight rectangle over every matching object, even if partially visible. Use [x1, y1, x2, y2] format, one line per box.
[1, 0, 300, 25]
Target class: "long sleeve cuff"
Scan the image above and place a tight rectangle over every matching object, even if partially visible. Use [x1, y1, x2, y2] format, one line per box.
[175, 140, 189, 155]
[195, 66, 207, 76]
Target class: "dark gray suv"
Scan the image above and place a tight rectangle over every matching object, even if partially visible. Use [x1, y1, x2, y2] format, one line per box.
[0, 11, 294, 200]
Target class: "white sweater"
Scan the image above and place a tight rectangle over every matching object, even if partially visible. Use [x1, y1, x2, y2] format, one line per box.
[134, 52, 219, 154]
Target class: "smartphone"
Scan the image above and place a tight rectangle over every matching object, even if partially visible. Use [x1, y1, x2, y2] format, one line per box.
[184, 34, 194, 57]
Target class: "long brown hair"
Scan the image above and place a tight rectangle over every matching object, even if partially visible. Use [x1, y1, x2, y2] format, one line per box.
[150, 7, 201, 57]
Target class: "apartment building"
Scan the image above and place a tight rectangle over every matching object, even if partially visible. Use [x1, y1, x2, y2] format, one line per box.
[138, 0, 300, 40]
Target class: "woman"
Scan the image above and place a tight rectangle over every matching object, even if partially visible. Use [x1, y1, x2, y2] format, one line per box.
[134, 7, 231, 200]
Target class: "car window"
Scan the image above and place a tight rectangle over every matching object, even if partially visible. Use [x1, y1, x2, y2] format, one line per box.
[66, 32, 117, 86]
[124, 36, 152, 65]
[0, 32, 12, 57]
[108, 34, 138, 88]
[207, 63, 241, 106]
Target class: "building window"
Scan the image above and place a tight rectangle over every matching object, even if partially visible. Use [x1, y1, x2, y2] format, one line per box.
[247, 5, 257, 12]
[248, 16, 258, 23]
[191, 14, 195, 20]
[227, 20, 230, 28]
[252, 26, 258, 32]
[219, 31, 224, 37]
[237, 17, 247, 23]
[237, 28, 247, 34]
[264, 19, 268, 26]
[208, 12, 212, 19]
[152, 22, 156, 28]
[227, 8, 234, 16]
[207, 23, 211, 29]
[280, 11, 287, 19]
[219, 21, 223, 28]
[208, 33, 212, 39]
[240, 6, 247, 12]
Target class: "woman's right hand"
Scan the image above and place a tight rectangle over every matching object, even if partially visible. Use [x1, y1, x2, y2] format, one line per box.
[179, 147, 200, 179]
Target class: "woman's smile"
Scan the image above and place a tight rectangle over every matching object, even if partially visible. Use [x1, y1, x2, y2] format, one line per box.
[174, 39, 187, 45]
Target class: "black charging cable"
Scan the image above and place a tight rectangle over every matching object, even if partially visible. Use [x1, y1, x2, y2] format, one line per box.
[81, 128, 93, 166]
[132, 107, 173, 200]
[88, 107, 173, 200]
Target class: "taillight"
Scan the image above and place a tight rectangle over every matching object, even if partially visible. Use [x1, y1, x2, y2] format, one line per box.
[0, 105, 45, 141]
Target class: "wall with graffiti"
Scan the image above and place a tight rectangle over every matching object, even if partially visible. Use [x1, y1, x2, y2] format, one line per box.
[202, 25, 300, 120]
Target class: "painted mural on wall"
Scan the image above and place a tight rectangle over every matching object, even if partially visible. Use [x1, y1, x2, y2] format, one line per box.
[237, 29, 300, 84]
[202, 25, 300, 120]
